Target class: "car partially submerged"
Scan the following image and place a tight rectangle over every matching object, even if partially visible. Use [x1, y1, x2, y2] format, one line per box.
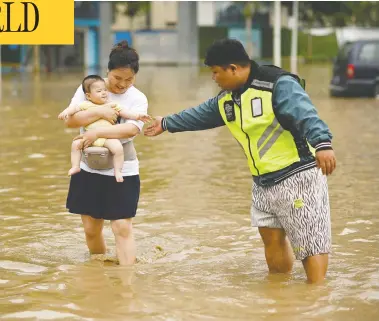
[329, 40, 379, 98]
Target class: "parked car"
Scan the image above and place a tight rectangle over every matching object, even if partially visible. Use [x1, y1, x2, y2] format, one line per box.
[329, 40, 379, 97]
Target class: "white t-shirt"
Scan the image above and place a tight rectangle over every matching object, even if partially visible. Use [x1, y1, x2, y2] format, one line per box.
[68, 83, 148, 176]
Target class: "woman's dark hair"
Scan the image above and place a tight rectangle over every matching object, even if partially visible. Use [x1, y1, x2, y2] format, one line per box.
[204, 38, 250, 67]
[108, 40, 139, 74]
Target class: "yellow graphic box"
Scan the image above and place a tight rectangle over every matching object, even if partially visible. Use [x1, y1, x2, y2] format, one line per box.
[0, 0, 74, 44]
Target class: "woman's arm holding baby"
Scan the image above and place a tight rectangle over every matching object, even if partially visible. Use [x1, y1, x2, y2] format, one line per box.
[64, 106, 119, 128]
[58, 85, 120, 128]
[69, 90, 150, 148]
[73, 123, 140, 149]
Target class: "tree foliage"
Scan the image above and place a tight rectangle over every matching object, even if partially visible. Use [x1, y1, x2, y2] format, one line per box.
[295, 1, 379, 27]
[112, 1, 150, 19]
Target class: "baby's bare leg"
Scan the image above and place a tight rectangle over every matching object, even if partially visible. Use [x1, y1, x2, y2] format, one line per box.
[103, 139, 124, 183]
[69, 139, 83, 176]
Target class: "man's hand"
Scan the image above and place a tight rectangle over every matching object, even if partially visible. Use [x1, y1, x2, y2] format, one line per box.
[316, 150, 336, 176]
[99, 106, 120, 125]
[73, 131, 98, 149]
[144, 116, 164, 136]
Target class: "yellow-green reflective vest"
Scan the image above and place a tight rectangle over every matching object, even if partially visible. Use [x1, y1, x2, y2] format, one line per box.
[218, 77, 314, 176]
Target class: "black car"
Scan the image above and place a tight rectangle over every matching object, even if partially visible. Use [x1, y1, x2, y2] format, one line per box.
[329, 40, 379, 97]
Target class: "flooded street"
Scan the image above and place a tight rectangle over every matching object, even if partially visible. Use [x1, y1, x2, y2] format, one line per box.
[1, 64, 378, 320]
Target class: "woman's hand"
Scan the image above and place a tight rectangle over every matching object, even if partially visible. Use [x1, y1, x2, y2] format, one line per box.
[73, 131, 98, 149]
[98, 105, 120, 124]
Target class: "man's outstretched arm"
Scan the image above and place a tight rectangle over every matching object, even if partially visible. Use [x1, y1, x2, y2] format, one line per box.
[144, 96, 225, 136]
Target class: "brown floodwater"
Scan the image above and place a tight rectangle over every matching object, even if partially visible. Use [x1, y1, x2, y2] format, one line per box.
[0, 64, 378, 320]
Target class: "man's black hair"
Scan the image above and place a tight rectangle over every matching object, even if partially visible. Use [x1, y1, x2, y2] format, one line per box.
[204, 38, 251, 67]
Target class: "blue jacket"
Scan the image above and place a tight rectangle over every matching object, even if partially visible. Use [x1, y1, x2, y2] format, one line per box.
[162, 74, 333, 186]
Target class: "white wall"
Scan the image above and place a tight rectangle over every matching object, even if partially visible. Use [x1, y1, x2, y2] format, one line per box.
[150, 1, 219, 29]
[197, 1, 216, 26]
[151, 1, 178, 29]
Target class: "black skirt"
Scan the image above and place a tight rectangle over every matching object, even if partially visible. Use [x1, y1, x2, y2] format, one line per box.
[66, 169, 140, 220]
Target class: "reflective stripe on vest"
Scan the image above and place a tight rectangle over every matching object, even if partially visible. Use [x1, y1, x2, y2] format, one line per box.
[218, 87, 301, 176]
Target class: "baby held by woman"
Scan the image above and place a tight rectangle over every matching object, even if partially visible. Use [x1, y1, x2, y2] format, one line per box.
[58, 75, 151, 182]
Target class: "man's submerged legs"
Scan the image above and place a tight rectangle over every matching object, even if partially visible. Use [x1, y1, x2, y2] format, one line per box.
[251, 184, 295, 274]
[258, 227, 329, 283]
[302, 254, 329, 284]
[253, 168, 331, 284]
[259, 227, 294, 273]
[274, 168, 332, 284]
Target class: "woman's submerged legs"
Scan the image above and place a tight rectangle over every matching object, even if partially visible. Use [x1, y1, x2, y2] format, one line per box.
[81, 215, 107, 254]
[111, 218, 136, 265]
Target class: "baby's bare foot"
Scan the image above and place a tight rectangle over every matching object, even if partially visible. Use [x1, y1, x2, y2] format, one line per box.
[68, 167, 81, 176]
[115, 172, 124, 183]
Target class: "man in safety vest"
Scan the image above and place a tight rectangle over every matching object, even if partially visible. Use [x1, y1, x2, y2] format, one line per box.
[144, 39, 336, 284]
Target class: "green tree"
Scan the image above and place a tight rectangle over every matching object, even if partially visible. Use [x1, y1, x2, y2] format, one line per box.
[112, 1, 150, 30]
[296, 1, 379, 27]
